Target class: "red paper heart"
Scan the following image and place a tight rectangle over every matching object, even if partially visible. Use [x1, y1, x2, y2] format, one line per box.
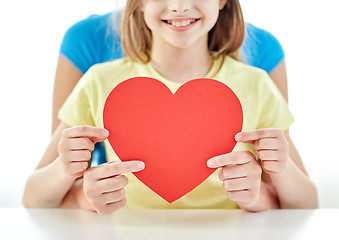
[103, 77, 243, 203]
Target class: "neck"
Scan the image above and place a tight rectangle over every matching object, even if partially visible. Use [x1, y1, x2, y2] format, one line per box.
[150, 37, 212, 83]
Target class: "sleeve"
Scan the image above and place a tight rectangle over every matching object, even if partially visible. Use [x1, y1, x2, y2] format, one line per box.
[242, 23, 285, 74]
[59, 16, 97, 74]
[59, 12, 123, 74]
[257, 73, 294, 131]
[57, 67, 97, 127]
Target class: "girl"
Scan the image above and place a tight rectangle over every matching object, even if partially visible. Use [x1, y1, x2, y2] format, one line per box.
[54, 10, 288, 166]
[23, 0, 318, 214]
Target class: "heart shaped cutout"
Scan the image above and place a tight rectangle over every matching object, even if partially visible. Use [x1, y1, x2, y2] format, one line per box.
[103, 77, 243, 203]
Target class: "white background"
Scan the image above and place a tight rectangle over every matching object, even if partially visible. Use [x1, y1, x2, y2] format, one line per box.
[0, 0, 338, 208]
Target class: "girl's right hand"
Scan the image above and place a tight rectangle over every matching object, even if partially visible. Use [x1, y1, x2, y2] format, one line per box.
[57, 126, 109, 179]
[83, 161, 145, 215]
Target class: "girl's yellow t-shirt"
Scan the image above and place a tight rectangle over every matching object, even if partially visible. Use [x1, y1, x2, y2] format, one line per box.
[58, 56, 294, 209]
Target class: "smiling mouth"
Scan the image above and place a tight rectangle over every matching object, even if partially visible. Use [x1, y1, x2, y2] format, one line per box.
[162, 19, 200, 27]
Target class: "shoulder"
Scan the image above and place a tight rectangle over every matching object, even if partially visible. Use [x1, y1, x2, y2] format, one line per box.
[60, 12, 123, 73]
[219, 57, 290, 120]
[77, 59, 147, 105]
[89, 58, 138, 76]
[221, 57, 288, 115]
[223, 56, 269, 80]
[219, 57, 276, 95]
[245, 23, 283, 52]
[242, 23, 284, 73]
[245, 23, 280, 42]
[63, 12, 114, 39]
[61, 12, 119, 47]
[84, 58, 145, 85]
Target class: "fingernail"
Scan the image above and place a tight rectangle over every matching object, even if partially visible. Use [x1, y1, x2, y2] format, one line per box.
[206, 159, 214, 168]
[137, 162, 145, 170]
[103, 129, 109, 137]
[235, 133, 242, 141]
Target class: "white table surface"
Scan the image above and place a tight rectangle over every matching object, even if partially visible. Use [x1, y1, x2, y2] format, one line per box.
[0, 208, 338, 240]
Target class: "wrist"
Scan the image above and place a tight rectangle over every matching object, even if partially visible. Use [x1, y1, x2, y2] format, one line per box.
[76, 179, 95, 211]
[269, 157, 294, 183]
[55, 157, 78, 183]
[240, 181, 279, 212]
[59, 178, 94, 211]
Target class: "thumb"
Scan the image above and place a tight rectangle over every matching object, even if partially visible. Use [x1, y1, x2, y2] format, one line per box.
[235, 131, 256, 144]
[88, 128, 109, 144]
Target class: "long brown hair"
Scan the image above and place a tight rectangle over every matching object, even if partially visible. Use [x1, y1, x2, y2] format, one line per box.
[120, 0, 245, 63]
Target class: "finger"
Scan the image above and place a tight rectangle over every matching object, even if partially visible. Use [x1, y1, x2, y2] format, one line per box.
[63, 126, 109, 142]
[68, 161, 89, 174]
[258, 150, 279, 161]
[235, 128, 282, 143]
[96, 198, 127, 215]
[219, 164, 249, 180]
[228, 190, 258, 205]
[261, 161, 281, 173]
[101, 189, 126, 204]
[63, 150, 92, 162]
[84, 175, 128, 199]
[94, 161, 145, 180]
[85, 161, 144, 184]
[66, 137, 95, 151]
[252, 138, 279, 151]
[223, 177, 249, 192]
[97, 175, 129, 193]
[207, 151, 254, 168]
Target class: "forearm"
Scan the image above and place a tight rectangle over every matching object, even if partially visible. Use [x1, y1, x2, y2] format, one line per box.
[270, 158, 318, 209]
[23, 158, 76, 208]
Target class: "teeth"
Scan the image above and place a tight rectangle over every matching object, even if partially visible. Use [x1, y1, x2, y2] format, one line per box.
[167, 19, 196, 27]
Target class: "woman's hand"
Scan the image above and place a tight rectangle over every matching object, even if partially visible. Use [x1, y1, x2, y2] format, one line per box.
[207, 151, 262, 209]
[83, 161, 145, 215]
[57, 126, 109, 179]
[235, 128, 290, 176]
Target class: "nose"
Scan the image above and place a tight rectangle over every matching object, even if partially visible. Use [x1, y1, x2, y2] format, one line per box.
[168, 0, 192, 14]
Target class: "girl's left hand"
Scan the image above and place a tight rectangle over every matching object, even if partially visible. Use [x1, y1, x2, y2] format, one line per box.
[235, 128, 290, 175]
[207, 151, 262, 209]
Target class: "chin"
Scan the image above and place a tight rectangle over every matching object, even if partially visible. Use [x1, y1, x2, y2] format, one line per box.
[168, 34, 206, 51]
[169, 39, 196, 50]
